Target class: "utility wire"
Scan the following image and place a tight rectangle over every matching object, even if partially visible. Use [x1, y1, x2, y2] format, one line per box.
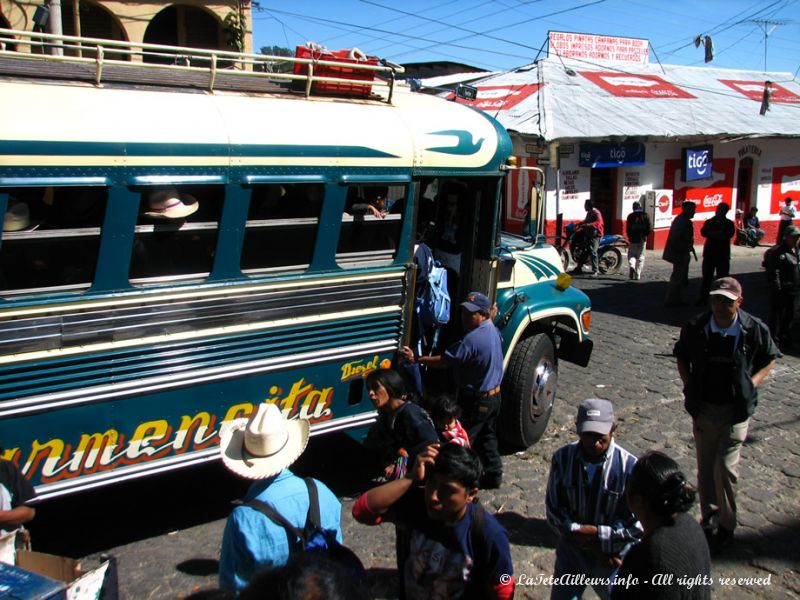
[385, 0, 609, 63]
[359, 0, 543, 52]
[365, 0, 500, 56]
[253, 7, 534, 61]
[658, 0, 788, 56]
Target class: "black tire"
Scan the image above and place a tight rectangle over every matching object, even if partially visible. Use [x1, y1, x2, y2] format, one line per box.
[499, 333, 558, 449]
[599, 247, 622, 275]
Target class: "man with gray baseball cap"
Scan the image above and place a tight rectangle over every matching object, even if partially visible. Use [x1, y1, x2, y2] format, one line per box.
[545, 399, 641, 599]
[675, 276, 778, 552]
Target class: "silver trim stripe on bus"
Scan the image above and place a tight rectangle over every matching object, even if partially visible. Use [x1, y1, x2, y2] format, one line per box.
[0, 270, 405, 319]
[33, 411, 379, 500]
[0, 339, 397, 418]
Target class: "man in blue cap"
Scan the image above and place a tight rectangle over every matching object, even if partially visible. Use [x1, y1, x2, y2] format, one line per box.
[402, 291, 505, 488]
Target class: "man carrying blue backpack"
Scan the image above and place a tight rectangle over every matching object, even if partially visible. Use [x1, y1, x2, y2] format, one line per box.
[402, 291, 505, 489]
[218, 403, 347, 593]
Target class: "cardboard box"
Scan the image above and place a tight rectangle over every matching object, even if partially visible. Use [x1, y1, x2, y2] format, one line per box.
[0, 531, 109, 600]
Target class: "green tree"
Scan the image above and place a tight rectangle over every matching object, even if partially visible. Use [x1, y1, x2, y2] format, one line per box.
[259, 45, 294, 73]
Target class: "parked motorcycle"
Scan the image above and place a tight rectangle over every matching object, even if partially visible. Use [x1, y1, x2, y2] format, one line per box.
[562, 222, 628, 275]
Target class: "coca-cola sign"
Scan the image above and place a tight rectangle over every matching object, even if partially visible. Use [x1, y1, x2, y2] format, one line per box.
[580, 72, 695, 99]
[720, 80, 800, 104]
[449, 84, 542, 111]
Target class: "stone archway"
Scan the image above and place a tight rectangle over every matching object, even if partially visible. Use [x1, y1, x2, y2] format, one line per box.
[0, 12, 17, 51]
[39, 1, 129, 60]
[142, 4, 224, 65]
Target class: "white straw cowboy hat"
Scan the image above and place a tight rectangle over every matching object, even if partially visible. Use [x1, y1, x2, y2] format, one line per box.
[219, 403, 309, 480]
[144, 188, 199, 220]
[3, 201, 39, 232]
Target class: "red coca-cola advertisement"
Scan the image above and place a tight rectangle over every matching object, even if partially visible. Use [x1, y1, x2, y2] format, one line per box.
[580, 72, 695, 99]
[771, 165, 800, 214]
[719, 80, 800, 104]
[449, 84, 542, 111]
[663, 158, 735, 213]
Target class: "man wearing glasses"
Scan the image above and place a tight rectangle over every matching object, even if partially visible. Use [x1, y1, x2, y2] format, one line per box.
[674, 277, 778, 553]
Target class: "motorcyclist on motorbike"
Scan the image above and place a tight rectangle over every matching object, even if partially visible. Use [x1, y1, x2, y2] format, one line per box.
[571, 199, 604, 276]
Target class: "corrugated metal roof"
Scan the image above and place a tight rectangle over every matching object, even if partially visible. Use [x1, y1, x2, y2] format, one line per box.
[455, 57, 800, 142]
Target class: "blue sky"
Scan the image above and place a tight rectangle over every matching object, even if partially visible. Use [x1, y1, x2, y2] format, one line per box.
[252, 0, 800, 75]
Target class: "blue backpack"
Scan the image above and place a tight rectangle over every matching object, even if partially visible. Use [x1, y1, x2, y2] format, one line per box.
[243, 478, 365, 581]
[415, 260, 450, 354]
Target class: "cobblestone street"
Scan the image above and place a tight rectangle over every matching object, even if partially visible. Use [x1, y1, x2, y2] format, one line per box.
[70, 244, 799, 599]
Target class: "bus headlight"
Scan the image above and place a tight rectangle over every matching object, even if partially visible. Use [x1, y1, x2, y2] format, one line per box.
[581, 310, 592, 332]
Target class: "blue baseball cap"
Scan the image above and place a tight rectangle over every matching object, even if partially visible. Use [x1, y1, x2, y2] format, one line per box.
[461, 291, 491, 313]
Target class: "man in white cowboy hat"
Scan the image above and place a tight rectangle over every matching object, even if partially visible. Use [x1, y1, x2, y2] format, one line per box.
[218, 403, 342, 594]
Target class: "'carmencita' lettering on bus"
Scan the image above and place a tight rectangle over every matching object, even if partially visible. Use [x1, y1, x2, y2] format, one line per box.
[3, 377, 335, 483]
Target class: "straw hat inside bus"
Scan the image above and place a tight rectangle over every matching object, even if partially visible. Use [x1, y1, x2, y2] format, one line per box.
[144, 188, 199, 220]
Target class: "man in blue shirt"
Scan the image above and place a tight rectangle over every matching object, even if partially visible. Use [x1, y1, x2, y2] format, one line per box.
[218, 403, 343, 594]
[546, 399, 642, 600]
[402, 291, 505, 488]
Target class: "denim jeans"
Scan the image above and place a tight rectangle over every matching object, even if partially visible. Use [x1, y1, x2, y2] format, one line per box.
[550, 540, 618, 600]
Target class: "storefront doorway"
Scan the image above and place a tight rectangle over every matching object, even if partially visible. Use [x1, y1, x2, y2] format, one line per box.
[736, 157, 754, 215]
[590, 168, 616, 233]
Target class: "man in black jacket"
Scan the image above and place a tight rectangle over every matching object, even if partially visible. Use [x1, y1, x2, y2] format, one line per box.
[674, 277, 778, 550]
[625, 201, 651, 280]
[697, 202, 736, 304]
[663, 201, 696, 306]
[764, 224, 800, 350]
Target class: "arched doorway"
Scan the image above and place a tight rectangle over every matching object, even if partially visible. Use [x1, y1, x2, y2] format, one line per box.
[736, 157, 754, 215]
[143, 5, 223, 66]
[0, 13, 17, 51]
[31, 1, 128, 60]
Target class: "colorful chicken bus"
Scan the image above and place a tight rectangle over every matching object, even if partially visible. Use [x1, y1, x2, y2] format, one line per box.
[0, 30, 592, 499]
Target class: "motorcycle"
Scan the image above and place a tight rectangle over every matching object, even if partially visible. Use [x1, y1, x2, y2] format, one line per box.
[562, 222, 628, 275]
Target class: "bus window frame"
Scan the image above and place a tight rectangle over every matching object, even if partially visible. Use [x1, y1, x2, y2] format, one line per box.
[0, 181, 111, 298]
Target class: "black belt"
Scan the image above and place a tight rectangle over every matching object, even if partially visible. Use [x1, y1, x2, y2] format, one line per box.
[460, 385, 501, 398]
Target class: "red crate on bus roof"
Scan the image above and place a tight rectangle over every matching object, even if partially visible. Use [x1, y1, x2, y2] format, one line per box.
[293, 45, 379, 97]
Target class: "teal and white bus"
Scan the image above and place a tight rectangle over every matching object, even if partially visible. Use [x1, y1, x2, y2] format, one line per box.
[0, 30, 592, 499]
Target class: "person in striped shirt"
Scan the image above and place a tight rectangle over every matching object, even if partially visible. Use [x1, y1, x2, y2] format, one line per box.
[545, 399, 643, 600]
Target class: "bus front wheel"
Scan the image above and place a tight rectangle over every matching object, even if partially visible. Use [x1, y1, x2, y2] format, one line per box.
[499, 333, 558, 449]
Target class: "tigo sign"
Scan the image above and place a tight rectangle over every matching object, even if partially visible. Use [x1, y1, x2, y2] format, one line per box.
[683, 146, 713, 182]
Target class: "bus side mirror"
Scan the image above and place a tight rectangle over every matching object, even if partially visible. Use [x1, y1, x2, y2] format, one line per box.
[499, 254, 516, 282]
[455, 84, 478, 101]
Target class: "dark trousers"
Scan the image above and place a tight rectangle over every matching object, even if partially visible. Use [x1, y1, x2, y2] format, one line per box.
[777, 219, 793, 244]
[665, 254, 690, 304]
[769, 291, 796, 344]
[460, 392, 503, 479]
[699, 254, 730, 301]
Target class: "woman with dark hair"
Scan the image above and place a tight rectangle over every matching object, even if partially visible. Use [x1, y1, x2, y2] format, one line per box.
[364, 368, 438, 480]
[612, 451, 712, 599]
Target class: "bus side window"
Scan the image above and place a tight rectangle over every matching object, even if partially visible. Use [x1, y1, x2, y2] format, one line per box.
[241, 183, 323, 276]
[337, 184, 407, 269]
[0, 186, 107, 295]
[129, 185, 223, 284]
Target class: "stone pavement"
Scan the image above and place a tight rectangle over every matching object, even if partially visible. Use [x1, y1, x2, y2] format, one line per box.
[46, 244, 799, 599]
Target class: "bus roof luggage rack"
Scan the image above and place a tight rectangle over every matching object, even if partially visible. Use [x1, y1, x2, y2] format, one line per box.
[0, 29, 404, 102]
